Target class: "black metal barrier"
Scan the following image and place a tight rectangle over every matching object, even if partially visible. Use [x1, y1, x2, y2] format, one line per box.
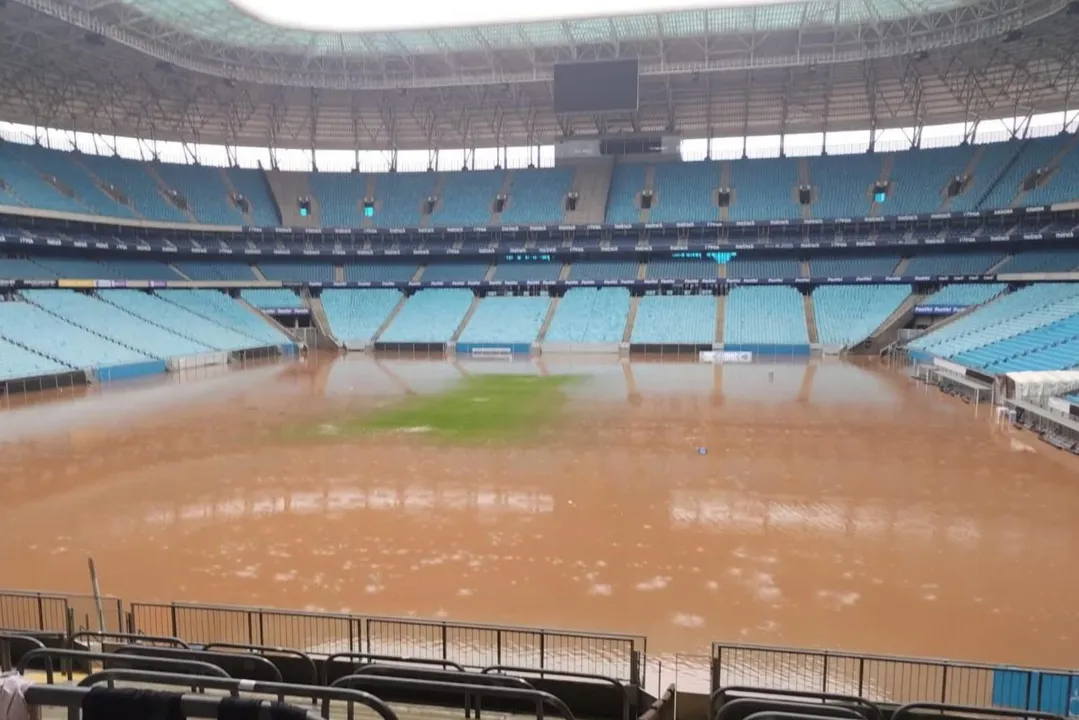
[110, 644, 283, 682]
[16, 648, 230, 684]
[356, 663, 533, 688]
[745, 712, 847, 720]
[322, 651, 465, 684]
[331, 674, 577, 720]
[891, 703, 1064, 720]
[23, 683, 323, 720]
[710, 686, 883, 720]
[204, 642, 319, 687]
[0, 632, 45, 671]
[483, 665, 630, 720]
[718, 699, 868, 720]
[70, 630, 190, 648]
[76, 669, 399, 720]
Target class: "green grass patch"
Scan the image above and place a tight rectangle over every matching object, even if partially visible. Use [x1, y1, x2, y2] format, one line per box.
[298, 373, 579, 443]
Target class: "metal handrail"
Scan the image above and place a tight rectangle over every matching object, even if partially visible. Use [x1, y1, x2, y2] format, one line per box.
[110, 644, 283, 682]
[356, 663, 534, 688]
[482, 665, 627, 720]
[202, 641, 318, 686]
[744, 712, 853, 720]
[76, 669, 399, 720]
[892, 703, 1065, 720]
[710, 686, 881, 720]
[70, 630, 190, 649]
[718, 699, 868, 720]
[24, 684, 323, 720]
[331, 673, 576, 720]
[322, 651, 465, 684]
[16, 648, 230, 684]
[0, 632, 45, 672]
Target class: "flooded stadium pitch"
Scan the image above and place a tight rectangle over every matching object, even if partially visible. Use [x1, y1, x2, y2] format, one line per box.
[2, 353, 1078, 677]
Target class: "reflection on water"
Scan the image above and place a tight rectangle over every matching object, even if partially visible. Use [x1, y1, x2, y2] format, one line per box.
[0, 353, 1077, 673]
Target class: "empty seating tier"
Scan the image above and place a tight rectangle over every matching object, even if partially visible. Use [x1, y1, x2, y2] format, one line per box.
[631, 294, 716, 344]
[808, 254, 900, 277]
[725, 256, 800, 279]
[420, 263, 489, 282]
[904, 252, 1003, 276]
[569, 261, 639, 281]
[259, 262, 335, 283]
[500, 168, 575, 225]
[458, 295, 550, 344]
[240, 289, 303, 309]
[724, 286, 809, 347]
[100, 290, 267, 352]
[0, 299, 149, 368]
[174, 261, 257, 281]
[995, 250, 1079, 274]
[379, 289, 474, 343]
[812, 285, 911, 347]
[0, 333, 69, 381]
[546, 288, 630, 344]
[921, 283, 1006, 308]
[646, 259, 716, 280]
[344, 263, 417, 283]
[157, 290, 290, 347]
[321, 289, 402, 345]
[492, 262, 562, 282]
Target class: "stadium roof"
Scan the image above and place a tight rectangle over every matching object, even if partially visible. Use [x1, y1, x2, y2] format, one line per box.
[1, 0, 1077, 151]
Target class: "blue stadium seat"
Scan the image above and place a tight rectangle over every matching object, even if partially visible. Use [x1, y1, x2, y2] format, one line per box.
[995, 250, 1079, 274]
[151, 163, 246, 225]
[921, 283, 1006, 308]
[807, 153, 882, 218]
[808, 254, 900, 276]
[569, 261, 639, 281]
[546, 288, 630, 344]
[308, 172, 367, 227]
[259, 262, 335, 283]
[631, 294, 716, 344]
[432, 171, 504, 227]
[321, 289, 402, 344]
[649, 162, 719, 223]
[728, 157, 800, 221]
[0, 298, 150, 368]
[646, 259, 716, 280]
[500, 169, 575, 224]
[904, 252, 1003, 275]
[226, 168, 280, 226]
[458, 296, 550, 344]
[724, 287, 808, 345]
[813, 285, 911, 347]
[421, 263, 489, 282]
[240, 289, 303, 309]
[492, 262, 562, 282]
[174, 262, 257, 281]
[372, 173, 438, 228]
[725, 256, 800, 279]
[77, 155, 190, 223]
[380, 289, 474, 343]
[344, 263, 417, 282]
[605, 164, 649, 224]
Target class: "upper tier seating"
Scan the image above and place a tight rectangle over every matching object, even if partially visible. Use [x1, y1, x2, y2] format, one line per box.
[491, 262, 562, 282]
[432, 171, 504, 227]
[226, 168, 279, 226]
[0, 333, 69, 381]
[995, 250, 1079, 273]
[724, 286, 809, 345]
[0, 257, 58, 280]
[240, 289, 303, 309]
[156, 290, 290, 346]
[500, 168, 575, 225]
[379, 289, 474, 343]
[458, 295, 550, 344]
[23, 290, 210, 359]
[0, 298, 149, 368]
[344, 263, 417, 283]
[153, 163, 246, 225]
[605, 164, 649, 224]
[921, 283, 1006, 307]
[1024, 135, 1079, 207]
[646, 259, 717, 280]
[631, 294, 716, 344]
[904, 252, 1003, 276]
[174, 261, 257, 281]
[908, 283, 1079, 357]
[729, 157, 801, 221]
[0, 144, 88, 215]
[372, 173, 438, 228]
[2, 144, 136, 218]
[808, 153, 882, 218]
[320, 289, 402, 344]
[979, 136, 1069, 209]
[568, 261, 639, 281]
[949, 142, 1021, 212]
[812, 285, 911, 347]
[808, 254, 900, 276]
[99, 290, 270, 352]
[546, 288, 630, 344]
[103, 260, 184, 281]
[28, 258, 119, 279]
[725, 256, 800, 279]
[649, 162, 719, 223]
[308, 172, 367, 227]
[259, 262, 334, 283]
[77, 154, 190, 223]
[420, 263, 489, 282]
[884, 145, 972, 215]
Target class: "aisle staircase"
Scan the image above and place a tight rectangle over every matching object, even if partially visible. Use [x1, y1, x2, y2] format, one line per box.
[536, 296, 560, 344]
[803, 293, 820, 344]
[371, 293, 410, 344]
[622, 296, 640, 343]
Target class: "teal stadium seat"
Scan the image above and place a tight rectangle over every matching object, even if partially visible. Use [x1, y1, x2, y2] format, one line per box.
[809, 254, 900, 276]
[0, 333, 69, 381]
[259, 262, 335, 283]
[371, 173, 438, 228]
[994, 250, 1079, 273]
[175, 262, 257, 281]
[728, 157, 801, 221]
[145, 162, 247, 225]
[812, 285, 912, 347]
[226, 168, 280, 226]
[807, 153, 882, 218]
[77, 154, 190, 223]
[646, 259, 717, 280]
[23, 290, 212, 359]
[99, 290, 271, 352]
[420, 263, 489, 282]
[569, 261, 639, 281]
[156, 290, 291, 346]
[308, 172, 368, 227]
[240, 289, 303, 310]
[344, 263, 417, 282]
[492, 262, 562, 282]
[458, 296, 550, 344]
[0, 144, 87, 215]
[500, 168, 575, 225]
[379, 289, 474, 343]
[921, 283, 1006, 308]
[604, 164, 649, 224]
[904, 252, 1003, 276]
[649, 162, 719, 223]
[724, 286, 809, 346]
[3, 144, 136, 218]
[545, 288, 630, 344]
[432, 171, 505, 227]
[631, 294, 716, 344]
[321, 289, 402, 345]
[0, 298, 150, 368]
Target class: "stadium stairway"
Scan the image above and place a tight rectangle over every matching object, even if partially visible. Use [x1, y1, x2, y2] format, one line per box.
[219, 168, 254, 225]
[371, 292, 411, 344]
[971, 141, 1026, 210]
[715, 295, 726, 344]
[266, 170, 320, 228]
[893, 257, 911, 275]
[864, 289, 923, 353]
[536, 296, 560, 343]
[622, 296, 640, 343]
[938, 146, 985, 212]
[1010, 133, 1079, 208]
[640, 166, 656, 223]
[304, 293, 341, 349]
[450, 295, 482, 343]
[562, 157, 614, 225]
[803, 293, 820, 344]
[236, 295, 300, 343]
[489, 172, 514, 225]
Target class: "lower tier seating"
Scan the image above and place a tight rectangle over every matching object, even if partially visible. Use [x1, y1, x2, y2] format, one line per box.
[631, 294, 716, 344]
[379, 289, 474, 343]
[0, 298, 149, 369]
[724, 286, 809, 346]
[545, 288, 631, 344]
[458, 295, 550, 344]
[321, 289, 401, 344]
[812, 285, 911, 347]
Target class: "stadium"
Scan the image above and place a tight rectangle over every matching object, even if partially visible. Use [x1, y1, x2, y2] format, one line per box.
[2, 0, 1079, 718]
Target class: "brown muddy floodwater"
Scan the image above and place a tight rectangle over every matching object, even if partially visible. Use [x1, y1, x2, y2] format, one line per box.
[1, 353, 1077, 682]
